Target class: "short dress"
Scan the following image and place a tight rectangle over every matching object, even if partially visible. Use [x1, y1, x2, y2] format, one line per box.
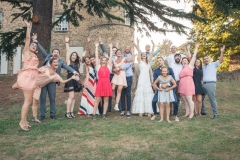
[33, 66, 61, 100]
[95, 66, 112, 97]
[111, 58, 127, 87]
[193, 68, 205, 95]
[158, 75, 175, 103]
[64, 63, 81, 92]
[178, 66, 195, 96]
[16, 53, 39, 90]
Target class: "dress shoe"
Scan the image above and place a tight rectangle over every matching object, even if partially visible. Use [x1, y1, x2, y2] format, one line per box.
[201, 112, 206, 115]
[39, 116, 45, 121]
[212, 115, 218, 119]
[50, 116, 57, 120]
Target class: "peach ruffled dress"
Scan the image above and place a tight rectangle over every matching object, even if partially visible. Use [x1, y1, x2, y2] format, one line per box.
[33, 66, 61, 100]
[16, 53, 39, 90]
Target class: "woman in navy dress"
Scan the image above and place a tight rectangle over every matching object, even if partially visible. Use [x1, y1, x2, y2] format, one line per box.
[193, 59, 205, 116]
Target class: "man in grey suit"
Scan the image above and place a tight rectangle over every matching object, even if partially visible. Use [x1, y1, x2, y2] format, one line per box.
[34, 40, 78, 120]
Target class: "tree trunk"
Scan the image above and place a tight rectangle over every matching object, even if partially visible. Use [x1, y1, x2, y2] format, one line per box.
[32, 0, 53, 65]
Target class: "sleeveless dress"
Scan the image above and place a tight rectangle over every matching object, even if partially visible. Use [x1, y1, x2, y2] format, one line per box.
[78, 66, 99, 115]
[33, 66, 61, 100]
[111, 58, 127, 87]
[64, 63, 81, 92]
[157, 75, 175, 103]
[16, 53, 39, 90]
[132, 61, 154, 114]
[178, 66, 195, 96]
[95, 66, 112, 97]
[193, 68, 205, 95]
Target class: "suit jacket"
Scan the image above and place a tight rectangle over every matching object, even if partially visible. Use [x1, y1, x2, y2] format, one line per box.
[37, 42, 75, 85]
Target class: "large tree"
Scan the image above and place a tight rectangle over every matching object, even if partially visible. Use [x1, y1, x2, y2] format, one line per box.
[189, 0, 240, 71]
[0, 0, 208, 60]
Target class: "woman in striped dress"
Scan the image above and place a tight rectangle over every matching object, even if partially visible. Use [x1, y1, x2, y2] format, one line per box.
[78, 56, 99, 115]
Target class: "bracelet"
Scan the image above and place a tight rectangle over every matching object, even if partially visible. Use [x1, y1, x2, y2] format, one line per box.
[66, 42, 69, 43]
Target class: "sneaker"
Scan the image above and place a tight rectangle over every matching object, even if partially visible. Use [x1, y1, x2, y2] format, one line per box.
[119, 112, 125, 118]
[175, 116, 179, 122]
[92, 115, 97, 120]
[151, 115, 156, 120]
[126, 113, 131, 118]
[114, 104, 119, 111]
[103, 114, 107, 119]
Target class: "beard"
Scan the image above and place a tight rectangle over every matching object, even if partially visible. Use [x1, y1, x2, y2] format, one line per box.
[175, 59, 180, 63]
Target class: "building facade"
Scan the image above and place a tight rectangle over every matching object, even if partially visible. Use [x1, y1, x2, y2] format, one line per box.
[0, 1, 134, 75]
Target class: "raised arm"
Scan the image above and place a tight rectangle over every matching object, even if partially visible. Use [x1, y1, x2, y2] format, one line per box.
[219, 45, 225, 63]
[148, 40, 155, 62]
[132, 37, 141, 63]
[65, 35, 70, 65]
[165, 40, 172, 56]
[184, 44, 191, 59]
[108, 43, 113, 67]
[95, 41, 100, 68]
[87, 36, 93, 56]
[22, 21, 32, 59]
[81, 50, 87, 63]
[189, 42, 200, 68]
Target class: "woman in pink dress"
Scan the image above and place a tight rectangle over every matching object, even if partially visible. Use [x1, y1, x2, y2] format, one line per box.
[178, 42, 200, 119]
[31, 58, 77, 123]
[92, 42, 113, 120]
[12, 21, 39, 131]
[111, 49, 135, 111]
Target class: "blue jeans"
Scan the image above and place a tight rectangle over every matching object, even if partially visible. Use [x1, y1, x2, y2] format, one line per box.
[120, 76, 132, 111]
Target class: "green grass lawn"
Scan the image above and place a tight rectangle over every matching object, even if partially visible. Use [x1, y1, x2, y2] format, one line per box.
[0, 82, 240, 160]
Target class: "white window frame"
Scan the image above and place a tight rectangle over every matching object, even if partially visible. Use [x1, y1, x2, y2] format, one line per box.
[124, 10, 131, 26]
[54, 15, 68, 31]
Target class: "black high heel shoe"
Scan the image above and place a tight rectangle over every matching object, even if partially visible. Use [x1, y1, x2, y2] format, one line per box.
[65, 112, 72, 119]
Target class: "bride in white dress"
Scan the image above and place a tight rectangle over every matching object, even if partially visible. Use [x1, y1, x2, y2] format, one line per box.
[132, 38, 154, 117]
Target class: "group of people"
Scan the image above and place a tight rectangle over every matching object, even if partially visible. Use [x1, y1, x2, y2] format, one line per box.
[14, 21, 225, 131]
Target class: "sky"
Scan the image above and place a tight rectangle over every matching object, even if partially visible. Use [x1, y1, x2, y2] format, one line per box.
[136, 0, 193, 49]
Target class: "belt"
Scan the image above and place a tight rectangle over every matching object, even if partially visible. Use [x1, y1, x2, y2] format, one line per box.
[203, 81, 216, 84]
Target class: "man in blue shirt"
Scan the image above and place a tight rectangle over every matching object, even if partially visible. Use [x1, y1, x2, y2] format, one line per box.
[202, 45, 225, 119]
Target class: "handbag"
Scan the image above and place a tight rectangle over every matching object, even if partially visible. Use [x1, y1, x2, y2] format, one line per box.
[76, 81, 83, 91]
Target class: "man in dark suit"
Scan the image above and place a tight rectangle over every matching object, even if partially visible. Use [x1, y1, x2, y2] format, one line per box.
[34, 40, 78, 120]
[151, 56, 175, 120]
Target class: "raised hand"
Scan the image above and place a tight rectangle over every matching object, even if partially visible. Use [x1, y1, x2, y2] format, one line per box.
[131, 36, 134, 42]
[65, 35, 69, 43]
[87, 36, 91, 43]
[195, 42, 200, 48]
[187, 44, 191, 50]
[95, 41, 99, 47]
[31, 33, 37, 41]
[220, 45, 225, 53]
[82, 50, 87, 57]
[99, 36, 102, 43]
[168, 40, 172, 47]
[24, 20, 31, 27]
[137, 37, 140, 44]
[151, 40, 155, 45]
[109, 43, 113, 48]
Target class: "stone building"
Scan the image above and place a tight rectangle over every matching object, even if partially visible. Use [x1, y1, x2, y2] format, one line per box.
[0, 1, 134, 75]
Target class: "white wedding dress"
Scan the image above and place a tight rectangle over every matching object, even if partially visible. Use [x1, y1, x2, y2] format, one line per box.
[132, 61, 154, 114]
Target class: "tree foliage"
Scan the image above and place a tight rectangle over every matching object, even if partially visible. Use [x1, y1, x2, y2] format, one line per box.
[189, 0, 240, 71]
[0, 0, 208, 60]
